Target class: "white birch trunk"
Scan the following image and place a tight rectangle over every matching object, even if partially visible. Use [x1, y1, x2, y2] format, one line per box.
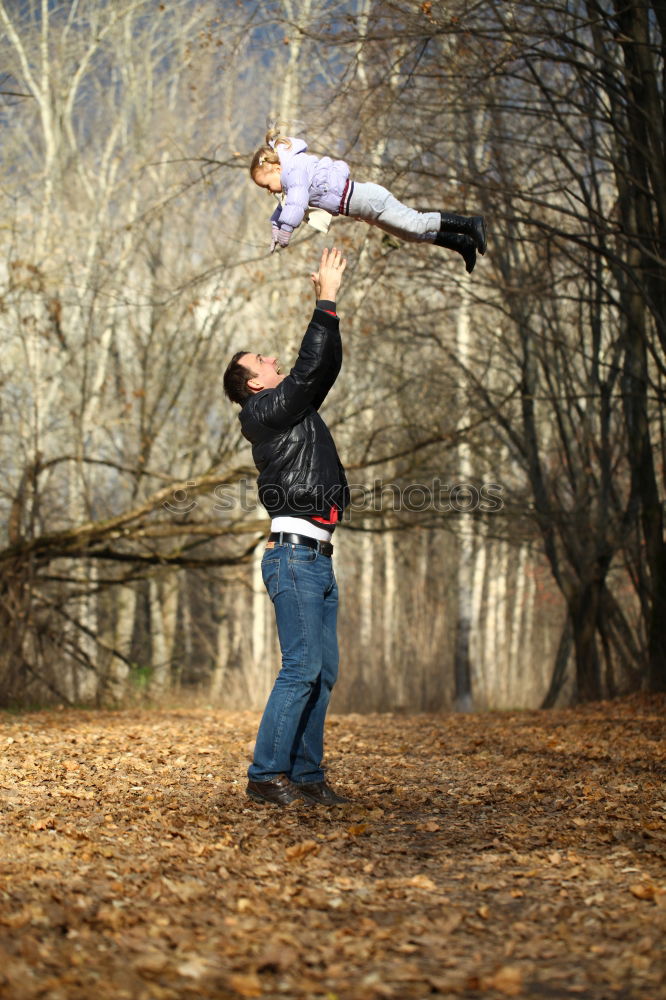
[161, 572, 180, 674]
[494, 540, 510, 704]
[149, 574, 180, 697]
[383, 530, 402, 704]
[63, 458, 99, 703]
[181, 578, 193, 671]
[209, 588, 245, 704]
[469, 524, 488, 701]
[68, 561, 99, 704]
[105, 584, 137, 704]
[454, 289, 475, 711]
[509, 544, 529, 702]
[278, 0, 313, 121]
[149, 579, 169, 696]
[251, 545, 266, 668]
[211, 612, 230, 703]
[359, 533, 375, 654]
[522, 559, 539, 690]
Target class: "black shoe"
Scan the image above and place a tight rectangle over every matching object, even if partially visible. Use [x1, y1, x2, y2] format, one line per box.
[295, 781, 351, 806]
[439, 212, 487, 255]
[246, 774, 299, 806]
[434, 232, 477, 273]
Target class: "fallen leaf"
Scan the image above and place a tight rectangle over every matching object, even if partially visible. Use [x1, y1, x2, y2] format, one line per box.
[629, 883, 656, 900]
[483, 964, 523, 995]
[161, 877, 206, 902]
[256, 943, 298, 971]
[133, 950, 169, 974]
[226, 972, 262, 997]
[285, 839, 319, 860]
[31, 818, 54, 831]
[407, 874, 437, 890]
[347, 823, 367, 836]
[177, 956, 211, 979]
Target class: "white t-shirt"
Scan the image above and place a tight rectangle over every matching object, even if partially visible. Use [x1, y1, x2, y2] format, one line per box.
[270, 516, 333, 543]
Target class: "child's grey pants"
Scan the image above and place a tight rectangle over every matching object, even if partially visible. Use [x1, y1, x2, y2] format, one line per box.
[344, 181, 440, 242]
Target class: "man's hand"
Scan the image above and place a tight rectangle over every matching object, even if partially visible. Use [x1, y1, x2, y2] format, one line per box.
[310, 247, 347, 302]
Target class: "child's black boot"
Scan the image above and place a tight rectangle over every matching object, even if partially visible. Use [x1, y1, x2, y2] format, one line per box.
[439, 213, 487, 255]
[434, 232, 477, 273]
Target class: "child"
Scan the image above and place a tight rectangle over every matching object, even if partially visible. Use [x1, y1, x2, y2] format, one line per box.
[250, 126, 487, 273]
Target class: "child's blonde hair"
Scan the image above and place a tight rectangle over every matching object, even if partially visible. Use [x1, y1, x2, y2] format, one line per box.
[249, 123, 292, 177]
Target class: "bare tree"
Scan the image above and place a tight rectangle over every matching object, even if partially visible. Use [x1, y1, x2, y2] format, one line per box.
[0, 0, 275, 703]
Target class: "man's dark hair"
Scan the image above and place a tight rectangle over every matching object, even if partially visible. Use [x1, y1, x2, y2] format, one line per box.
[223, 350, 256, 405]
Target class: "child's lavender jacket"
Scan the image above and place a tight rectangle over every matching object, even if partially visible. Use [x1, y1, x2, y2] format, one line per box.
[270, 138, 350, 233]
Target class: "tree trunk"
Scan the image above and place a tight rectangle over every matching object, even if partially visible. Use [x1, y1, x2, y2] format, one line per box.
[541, 614, 573, 709]
[569, 581, 604, 702]
[98, 584, 137, 705]
[453, 288, 474, 711]
[149, 574, 180, 697]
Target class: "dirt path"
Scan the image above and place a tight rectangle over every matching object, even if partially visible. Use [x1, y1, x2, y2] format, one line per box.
[1, 696, 664, 999]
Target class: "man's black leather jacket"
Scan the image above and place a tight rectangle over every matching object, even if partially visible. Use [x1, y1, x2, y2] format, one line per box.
[239, 306, 349, 524]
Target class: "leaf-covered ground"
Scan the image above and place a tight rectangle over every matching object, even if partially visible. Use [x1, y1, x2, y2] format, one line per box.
[1, 696, 664, 1000]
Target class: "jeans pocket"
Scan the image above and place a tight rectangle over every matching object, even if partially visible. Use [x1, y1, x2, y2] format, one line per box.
[288, 547, 318, 563]
[261, 554, 281, 599]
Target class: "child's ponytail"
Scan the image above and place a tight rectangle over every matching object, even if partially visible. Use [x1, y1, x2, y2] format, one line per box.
[249, 144, 280, 177]
[249, 120, 293, 177]
[265, 119, 293, 150]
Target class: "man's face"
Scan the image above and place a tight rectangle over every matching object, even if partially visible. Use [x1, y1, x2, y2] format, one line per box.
[241, 352, 285, 392]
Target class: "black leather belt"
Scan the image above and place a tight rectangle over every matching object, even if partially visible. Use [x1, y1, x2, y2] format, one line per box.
[268, 532, 334, 557]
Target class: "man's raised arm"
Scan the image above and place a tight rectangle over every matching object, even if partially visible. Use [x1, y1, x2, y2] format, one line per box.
[311, 246, 347, 307]
[309, 247, 347, 411]
[251, 248, 348, 426]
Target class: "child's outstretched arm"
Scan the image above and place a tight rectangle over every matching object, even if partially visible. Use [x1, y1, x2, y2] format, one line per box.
[270, 163, 311, 251]
[276, 182, 310, 233]
[269, 204, 285, 254]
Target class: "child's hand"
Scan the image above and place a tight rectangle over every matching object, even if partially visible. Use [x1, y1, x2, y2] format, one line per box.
[311, 247, 347, 301]
[270, 225, 291, 253]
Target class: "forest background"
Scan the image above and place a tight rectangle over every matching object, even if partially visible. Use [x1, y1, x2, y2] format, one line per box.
[0, 0, 664, 714]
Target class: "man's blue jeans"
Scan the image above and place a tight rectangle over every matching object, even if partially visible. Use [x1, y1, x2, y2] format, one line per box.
[248, 542, 339, 785]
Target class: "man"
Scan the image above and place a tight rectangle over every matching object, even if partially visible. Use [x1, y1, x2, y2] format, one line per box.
[223, 247, 349, 807]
